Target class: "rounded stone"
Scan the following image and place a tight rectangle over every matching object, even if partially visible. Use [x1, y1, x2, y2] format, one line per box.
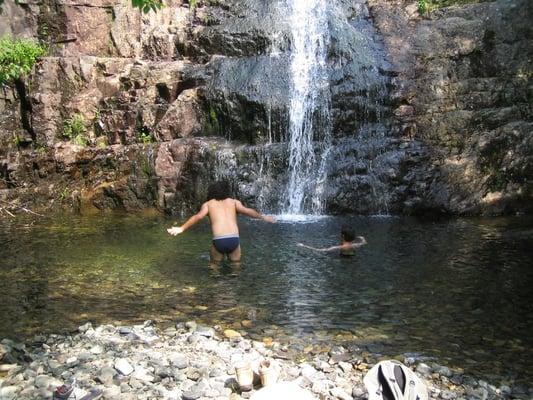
[115, 358, 134, 376]
[223, 329, 242, 340]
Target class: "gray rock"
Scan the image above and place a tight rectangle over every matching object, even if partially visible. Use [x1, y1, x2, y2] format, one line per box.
[338, 361, 353, 374]
[0, 386, 21, 400]
[434, 365, 452, 378]
[251, 382, 315, 400]
[463, 376, 477, 387]
[132, 366, 154, 382]
[316, 361, 334, 373]
[78, 352, 94, 362]
[185, 321, 198, 331]
[465, 387, 488, 400]
[416, 363, 432, 375]
[103, 385, 121, 398]
[311, 379, 334, 395]
[115, 358, 134, 376]
[195, 326, 215, 338]
[65, 356, 79, 368]
[129, 377, 144, 390]
[440, 390, 457, 400]
[182, 381, 208, 400]
[187, 335, 200, 344]
[120, 382, 132, 393]
[450, 375, 463, 385]
[155, 366, 173, 379]
[300, 364, 317, 379]
[330, 387, 353, 400]
[170, 354, 188, 369]
[18, 387, 41, 399]
[47, 359, 61, 370]
[352, 387, 365, 398]
[182, 389, 202, 400]
[78, 322, 93, 333]
[97, 366, 116, 386]
[209, 368, 223, 377]
[186, 368, 202, 381]
[89, 345, 104, 355]
[499, 385, 511, 396]
[329, 352, 351, 364]
[34, 374, 61, 388]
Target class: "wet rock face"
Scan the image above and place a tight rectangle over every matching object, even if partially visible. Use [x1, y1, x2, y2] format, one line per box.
[0, 0, 531, 215]
[369, 0, 533, 215]
[30, 57, 210, 147]
[0, 142, 159, 213]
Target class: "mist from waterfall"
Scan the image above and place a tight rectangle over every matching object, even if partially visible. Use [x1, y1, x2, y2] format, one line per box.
[284, 0, 332, 215]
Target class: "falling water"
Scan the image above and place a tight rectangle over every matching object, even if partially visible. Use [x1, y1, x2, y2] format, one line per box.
[284, 0, 331, 215]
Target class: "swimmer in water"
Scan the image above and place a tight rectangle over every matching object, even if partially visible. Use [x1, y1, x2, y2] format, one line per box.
[298, 226, 367, 256]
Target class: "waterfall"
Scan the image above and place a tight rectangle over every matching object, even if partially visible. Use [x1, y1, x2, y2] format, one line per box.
[283, 0, 332, 215]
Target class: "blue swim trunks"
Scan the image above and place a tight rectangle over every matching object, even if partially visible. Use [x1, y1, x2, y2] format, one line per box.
[212, 234, 240, 254]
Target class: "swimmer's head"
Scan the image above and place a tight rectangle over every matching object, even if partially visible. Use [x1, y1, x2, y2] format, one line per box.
[341, 226, 355, 242]
[207, 180, 232, 201]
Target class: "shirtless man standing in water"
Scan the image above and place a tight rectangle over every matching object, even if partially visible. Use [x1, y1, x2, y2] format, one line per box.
[167, 181, 276, 262]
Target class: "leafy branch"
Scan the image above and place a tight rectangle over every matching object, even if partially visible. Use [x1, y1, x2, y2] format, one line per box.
[0, 37, 45, 85]
[131, 0, 164, 13]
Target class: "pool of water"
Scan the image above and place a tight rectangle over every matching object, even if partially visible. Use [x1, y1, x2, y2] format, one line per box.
[1, 212, 532, 384]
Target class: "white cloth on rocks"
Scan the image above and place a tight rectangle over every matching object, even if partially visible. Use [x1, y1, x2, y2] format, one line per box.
[250, 382, 316, 400]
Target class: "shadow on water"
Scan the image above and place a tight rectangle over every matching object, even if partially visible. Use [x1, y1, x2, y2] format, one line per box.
[0, 213, 532, 384]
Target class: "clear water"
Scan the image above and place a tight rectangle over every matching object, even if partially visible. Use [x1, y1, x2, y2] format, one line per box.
[285, 0, 332, 214]
[0, 213, 532, 385]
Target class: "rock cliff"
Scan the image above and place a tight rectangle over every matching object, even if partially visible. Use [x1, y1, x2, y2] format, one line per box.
[0, 0, 531, 215]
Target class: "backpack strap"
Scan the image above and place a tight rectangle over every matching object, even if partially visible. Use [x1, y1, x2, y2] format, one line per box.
[377, 365, 398, 400]
[364, 362, 399, 400]
[381, 361, 406, 400]
[398, 364, 428, 400]
[394, 364, 406, 393]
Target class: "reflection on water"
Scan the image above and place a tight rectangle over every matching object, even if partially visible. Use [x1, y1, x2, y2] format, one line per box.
[0, 213, 532, 384]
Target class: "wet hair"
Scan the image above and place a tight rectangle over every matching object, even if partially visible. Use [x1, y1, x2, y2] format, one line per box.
[341, 226, 355, 242]
[207, 180, 231, 201]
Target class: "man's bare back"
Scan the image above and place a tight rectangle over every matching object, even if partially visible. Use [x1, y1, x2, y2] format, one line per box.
[167, 182, 275, 262]
[206, 198, 239, 237]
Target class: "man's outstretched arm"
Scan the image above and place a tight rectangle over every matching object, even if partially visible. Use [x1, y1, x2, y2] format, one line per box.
[235, 200, 276, 223]
[167, 202, 209, 236]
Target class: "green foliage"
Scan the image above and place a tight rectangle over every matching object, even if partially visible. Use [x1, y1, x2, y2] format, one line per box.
[189, 0, 199, 10]
[0, 37, 45, 84]
[209, 106, 217, 123]
[136, 153, 155, 178]
[418, 0, 485, 14]
[138, 127, 154, 144]
[63, 114, 89, 146]
[418, 0, 429, 14]
[35, 144, 47, 154]
[131, 0, 164, 13]
[206, 105, 220, 135]
[12, 133, 22, 147]
[72, 134, 89, 146]
[59, 187, 70, 201]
